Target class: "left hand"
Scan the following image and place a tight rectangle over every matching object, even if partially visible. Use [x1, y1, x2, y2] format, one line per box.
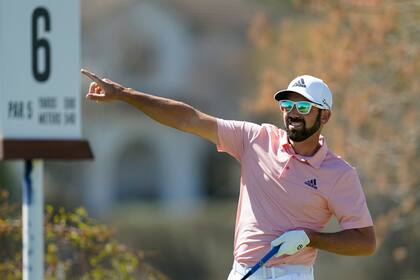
[81, 69, 126, 103]
[271, 230, 310, 257]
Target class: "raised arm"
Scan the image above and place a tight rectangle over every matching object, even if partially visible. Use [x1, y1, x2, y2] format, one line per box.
[81, 69, 219, 144]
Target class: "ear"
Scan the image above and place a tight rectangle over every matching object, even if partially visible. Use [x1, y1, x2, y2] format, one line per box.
[320, 110, 331, 124]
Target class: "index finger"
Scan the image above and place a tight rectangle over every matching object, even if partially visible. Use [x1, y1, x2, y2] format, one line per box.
[81, 69, 104, 85]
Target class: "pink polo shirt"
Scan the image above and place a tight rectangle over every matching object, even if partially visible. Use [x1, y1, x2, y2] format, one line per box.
[216, 119, 373, 266]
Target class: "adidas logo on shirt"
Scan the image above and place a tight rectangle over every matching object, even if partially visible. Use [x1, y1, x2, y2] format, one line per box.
[292, 78, 306, 88]
[304, 179, 317, 189]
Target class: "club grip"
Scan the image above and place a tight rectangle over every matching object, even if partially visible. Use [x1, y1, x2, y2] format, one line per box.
[240, 244, 281, 280]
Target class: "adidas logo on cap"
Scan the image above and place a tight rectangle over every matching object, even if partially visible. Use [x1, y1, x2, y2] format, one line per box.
[292, 78, 306, 88]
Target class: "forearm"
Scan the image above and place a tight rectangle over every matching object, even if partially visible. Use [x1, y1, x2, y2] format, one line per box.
[117, 87, 218, 144]
[118, 87, 197, 130]
[306, 226, 376, 256]
[81, 69, 218, 143]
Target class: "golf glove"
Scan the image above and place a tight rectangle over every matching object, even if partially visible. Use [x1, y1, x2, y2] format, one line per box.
[271, 230, 310, 257]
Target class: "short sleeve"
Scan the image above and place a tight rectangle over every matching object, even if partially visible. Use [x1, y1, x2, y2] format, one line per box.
[216, 118, 261, 161]
[328, 169, 373, 229]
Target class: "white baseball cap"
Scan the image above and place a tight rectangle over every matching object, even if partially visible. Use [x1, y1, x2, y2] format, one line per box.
[274, 75, 333, 110]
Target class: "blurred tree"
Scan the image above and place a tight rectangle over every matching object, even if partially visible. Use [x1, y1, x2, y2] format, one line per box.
[0, 190, 168, 280]
[247, 0, 419, 278]
[0, 163, 20, 202]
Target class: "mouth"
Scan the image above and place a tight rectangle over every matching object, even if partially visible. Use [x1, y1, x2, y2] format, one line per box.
[287, 117, 305, 130]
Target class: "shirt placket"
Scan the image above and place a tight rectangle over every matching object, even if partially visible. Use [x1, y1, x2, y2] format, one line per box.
[278, 154, 293, 179]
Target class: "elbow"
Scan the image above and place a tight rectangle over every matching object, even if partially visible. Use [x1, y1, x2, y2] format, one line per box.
[355, 226, 377, 256]
[363, 240, 376, 256]
[362, 231, 377, 256]
[368, 237, 377, 255]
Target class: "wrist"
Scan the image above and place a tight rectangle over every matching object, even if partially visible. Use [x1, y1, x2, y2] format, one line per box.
[304, 230, 317, 248]
[119, 87, 133, 102]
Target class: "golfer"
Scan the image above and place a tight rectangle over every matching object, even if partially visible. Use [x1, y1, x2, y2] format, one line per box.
[82, 69, 376, 280]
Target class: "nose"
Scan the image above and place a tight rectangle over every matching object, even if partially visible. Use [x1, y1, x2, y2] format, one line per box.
[287, 105, 302, 117]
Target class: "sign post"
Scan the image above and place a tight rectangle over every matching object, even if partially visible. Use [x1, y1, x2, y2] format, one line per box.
[23, 160, 44, 280]
[0, 1, 93, 279]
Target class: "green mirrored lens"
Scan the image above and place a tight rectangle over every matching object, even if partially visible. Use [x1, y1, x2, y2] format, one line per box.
[296, 102, 312, 114]
[280, 100, 294, 112]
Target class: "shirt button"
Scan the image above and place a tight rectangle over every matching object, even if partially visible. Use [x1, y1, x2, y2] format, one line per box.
[285, 166, 290, 170]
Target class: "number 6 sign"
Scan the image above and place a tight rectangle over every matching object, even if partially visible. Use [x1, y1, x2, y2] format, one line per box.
[0, 2, 92, 280]
[32, 7, 51, 82]
[0, 0, 81, 140]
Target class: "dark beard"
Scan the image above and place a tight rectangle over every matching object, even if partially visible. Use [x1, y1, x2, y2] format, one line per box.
[286, 111, 322, 142]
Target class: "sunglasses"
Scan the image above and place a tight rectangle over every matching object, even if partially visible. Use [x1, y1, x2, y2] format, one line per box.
[279, 100, 324, 115]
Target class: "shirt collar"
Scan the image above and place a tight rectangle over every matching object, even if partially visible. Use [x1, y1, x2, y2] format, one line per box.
[279, 130, 328, 169]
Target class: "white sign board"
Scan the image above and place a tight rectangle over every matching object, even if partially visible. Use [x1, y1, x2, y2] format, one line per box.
[0, 0, 81, 139]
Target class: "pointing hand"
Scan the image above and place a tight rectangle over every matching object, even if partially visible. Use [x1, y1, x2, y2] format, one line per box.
[81, 69, 126, 103]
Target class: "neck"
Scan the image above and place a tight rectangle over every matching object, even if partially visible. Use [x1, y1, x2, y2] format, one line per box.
[289, 131, 321, 156]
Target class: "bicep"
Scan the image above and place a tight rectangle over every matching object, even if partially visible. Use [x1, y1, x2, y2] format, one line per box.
[349, 226, 375, 240]
[186, 111, 219, 145]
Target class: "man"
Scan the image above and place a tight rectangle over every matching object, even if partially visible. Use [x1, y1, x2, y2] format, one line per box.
[81, 69, 376, 280]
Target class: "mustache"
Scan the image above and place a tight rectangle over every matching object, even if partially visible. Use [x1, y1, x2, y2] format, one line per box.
[287, 116, 305, 124]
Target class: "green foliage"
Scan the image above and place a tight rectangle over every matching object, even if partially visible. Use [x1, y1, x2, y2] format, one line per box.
[0, 163, 19, 202]
[0, 190, 169, 280]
